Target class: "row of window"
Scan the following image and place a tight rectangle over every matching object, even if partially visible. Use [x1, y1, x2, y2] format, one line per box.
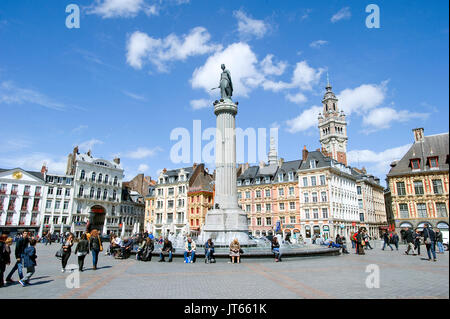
[78, 186, 117, 200]
[302, 175, 327, 187]
[396, 179, 444, 196]
[238, 187, 296, 199]
[2, 212, 39, 225]
[243, 202, 297, 212]
[48, 187, 71, 197]
[46, 199, 70, 210]
[80, 171, 119, 185]
[0, 196, 40, 211]
[46, 176, 72, 185]
[158, 175, 187, 184]
[398, 202, 448, 218]
[303, 208, 329, 220]
[0, 184, 42, 196]
[410, 156, 439, 170]
[157, 186, 186, 196]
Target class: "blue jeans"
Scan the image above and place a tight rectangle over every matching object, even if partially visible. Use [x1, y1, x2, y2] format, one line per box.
[159, 251, 172, 261]
[184, 251, 195, 263]
[205, 248, 214, 261]
[22, 266, 35, 283]
[6, 257, 24, 280]
[437, 242, 444, 253]
[92, 249, 99, 268]
[426, 241, 437, 259]
[272, 248, 282, 260]
[351, 241, 355, 248]
[382, 242, 393, 250]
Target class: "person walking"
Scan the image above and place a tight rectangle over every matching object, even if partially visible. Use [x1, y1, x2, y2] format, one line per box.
[74, 233, 89, 271]
[356, 228, 366, 255]
[382, 231, 394, 251]
[404, 228, 416, 255]
[5, 231, 29, 283]
[19, 239, 37, 287]
[422, 224, 437, 262]
[363, 231, 373, 250]
[414, 229, 422, 255]
[61, 233, 74, 272]
[184, 237, 196, 263]
[229, 238, 241, 263]
[272, 237, 282, 262]
[392, 232, 399, 251]
[0, 235, 12, 288]
[435, 229, 445, 254]
[89, 229, 102, 270]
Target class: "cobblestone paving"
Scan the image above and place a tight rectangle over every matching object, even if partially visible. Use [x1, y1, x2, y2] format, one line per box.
[0, 241, 448, 299]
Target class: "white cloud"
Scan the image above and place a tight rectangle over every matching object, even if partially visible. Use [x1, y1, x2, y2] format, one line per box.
[71, 125, 88, 134]
[331, 7, 351, 23]
[126, 27, 221, 72]
[362, 107, 429, 132]
[78, 139, 104, 152]
[285, 105, 322, 133]
[233, 10, 269, 39]
[0, 81, 66, 111]
[337, 82, 387, 115]
[191, 42, 264, 97]
[190, 99, 211, 110]
[126, 146, 162, 159]
[309, 40, 328, 48]
[0, 139, 31, 152]
[285, 92, 307, 104]
[86, 0, 158, 18]
[260, 54, 287, 76]
[347, 143, 412, 181]
[0, 153, 68, 174]
[123, 90, 146, 101]
[137, 163, 149, 172]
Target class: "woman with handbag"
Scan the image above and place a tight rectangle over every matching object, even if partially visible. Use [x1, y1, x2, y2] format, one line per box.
[89, 229, 102, 270]
[74, 233, 90, 271]
[229, 238, 241, 264]
[61, 233, 74, 273]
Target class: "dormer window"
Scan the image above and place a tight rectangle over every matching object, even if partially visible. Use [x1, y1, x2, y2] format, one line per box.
[428, 157, 439, 169]
[245, 179, 250, 185]
[288, 172, 294, 181]
[410, 159, 420, 170]
[169, 177, 175, 183]
[237, 180, 242, 186]
[278, 173, 283, 182]
[310, 160, 316, 169]
[265, 176, 270, 183]
[255, 178, 260, 184]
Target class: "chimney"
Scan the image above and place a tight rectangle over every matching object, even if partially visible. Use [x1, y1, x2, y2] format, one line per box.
[163, 168, 167, 173]
[259, 160, 265, 168]
[113, 157, 120, 164]
[412, 128, 425, 143]
[193, 163, 197, 170]
[362, 167, 367, 174]
[302, 146, 309, 161]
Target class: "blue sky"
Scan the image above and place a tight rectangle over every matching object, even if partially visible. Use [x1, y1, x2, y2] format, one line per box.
[0, 0, 448, 185]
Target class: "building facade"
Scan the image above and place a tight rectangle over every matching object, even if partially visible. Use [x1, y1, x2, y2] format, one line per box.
[386, 128, 449, 237]
[0, 168, 45, 235]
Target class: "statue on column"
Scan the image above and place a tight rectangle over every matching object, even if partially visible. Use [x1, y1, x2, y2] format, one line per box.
[217, 64, 233, 101]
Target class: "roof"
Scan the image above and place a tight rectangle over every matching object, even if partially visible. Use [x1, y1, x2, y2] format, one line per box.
[0, 167, 45, 181]
[298, 151, 355, 179]
[387, 132, 449, 177]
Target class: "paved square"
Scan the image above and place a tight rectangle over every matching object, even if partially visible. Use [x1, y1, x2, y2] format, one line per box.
[1, 241, 448, 299]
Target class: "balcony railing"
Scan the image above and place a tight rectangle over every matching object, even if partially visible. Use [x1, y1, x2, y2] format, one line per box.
[11, 190, 18, 195]
[0, 189, 6, 195]
[23, 191, 30, 196]
[8, 205, 15, 211]
[35, 192, 41, 197]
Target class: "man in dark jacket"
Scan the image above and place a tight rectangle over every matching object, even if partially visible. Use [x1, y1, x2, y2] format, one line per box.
[5, 231, 29, 283]
[404, 228, 416, 255]
[382, 231, 394, 251]
[159, 238, 173, 262]
[435, 229, 445, 254]
[422, 224, 437, 261]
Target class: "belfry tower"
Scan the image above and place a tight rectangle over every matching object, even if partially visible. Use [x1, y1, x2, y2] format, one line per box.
[318, 75, 348, 165]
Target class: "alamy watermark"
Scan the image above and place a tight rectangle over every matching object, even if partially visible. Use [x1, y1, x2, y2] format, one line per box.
[365, 264, 380, 289]
[65, 264, 80, 289]
[65, 4, 80, 29]
[366, 4, 380, 29]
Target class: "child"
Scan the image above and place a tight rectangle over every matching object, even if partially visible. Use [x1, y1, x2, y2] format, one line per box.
[19, 239, 37, 287]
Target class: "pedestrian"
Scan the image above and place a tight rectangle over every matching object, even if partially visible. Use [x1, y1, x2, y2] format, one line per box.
[336, 234, 350, 254]
[422, 224, 437, 262]
[19, 239, 37, 287]
[139, 237, 154, 262]
[272, 236, 282, 262]
[350, 232, 356, 249]
[414, 229, 422, 255]
[363, 231, 373, 250]
[356, 228, 366, 255]
[229, 238, 241, 263]
[184, 237, 196, 263]
[89, 229, 102, 270]
[46, 232, 51, 246]
[404, 227, 416, 255]
[204, 238, 215, 264]
[74, 233, 89, 272]
[0, 235, 12, 288]
[435, 229, 445, 254]
[5, 231, 29, 283]
[61, 233, 74, 272]
[158, 238, 173, 262]
[381, 231, 394, 251]
[392, 232, 399, 251]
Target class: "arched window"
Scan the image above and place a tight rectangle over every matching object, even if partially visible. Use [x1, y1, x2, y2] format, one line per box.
[78, 185, 84, 197]
[97, 188, 101, 199]
[113, 190, 116, 200]
[80, 170, 85, 180]
[114, 176, 118, 186]
[98, 173, 102, 183]
[90, 187, 94, 198]
[103, 189, 108, 200]
[91, 172, 96, 182]
[111, 206, 115, 216]
[105, 175, 109, 184]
